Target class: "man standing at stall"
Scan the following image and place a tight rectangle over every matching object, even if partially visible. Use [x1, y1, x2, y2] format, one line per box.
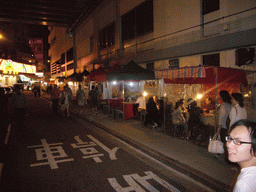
[88, 85, 99, 114]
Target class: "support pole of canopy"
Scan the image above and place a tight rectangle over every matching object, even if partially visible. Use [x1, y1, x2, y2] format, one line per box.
[122, 80, 125, 121]
[214, 67, 218, 134]
[107, 81, 110, 114]
[163, 81, 166, 135]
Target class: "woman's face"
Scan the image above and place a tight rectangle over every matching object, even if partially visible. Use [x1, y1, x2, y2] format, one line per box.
[153, 96, 157, 102]
[206, 98, 210, 105]
[226, 126, 255, 168]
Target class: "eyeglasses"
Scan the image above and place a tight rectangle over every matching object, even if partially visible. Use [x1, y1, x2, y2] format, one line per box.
[225, 136, 253, 145]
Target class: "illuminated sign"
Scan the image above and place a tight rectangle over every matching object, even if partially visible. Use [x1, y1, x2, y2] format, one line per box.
[0, 59, 36, 74]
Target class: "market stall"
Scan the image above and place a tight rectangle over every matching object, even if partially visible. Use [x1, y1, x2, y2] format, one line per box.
[107, 60, 155, 120]
[155, 66, 248, 134]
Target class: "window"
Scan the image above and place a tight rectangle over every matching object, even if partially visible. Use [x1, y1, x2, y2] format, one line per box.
[235, 48, 255, 66]
[121, 0, 153, 42]
[50, 36, 56, 47]
[203, 53, 220, 66]
[90, 36, 94, 53]
[67, 63, 74, 71]
[146, 62, 154, 71]
[202, 0, 219, 15]
[61, 66, 65, 72]
[169, 59, 179, 69]
[122, 9, 136, 41]
[61, 53, 65, 64]
[99, 22, 115, 50]
[66, 48, 73, 62]
[136, 0, 153, 36]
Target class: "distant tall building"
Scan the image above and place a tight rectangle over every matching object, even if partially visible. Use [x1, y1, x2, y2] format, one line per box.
[29, 38, 44, 72]
[0, 22, 34, 64]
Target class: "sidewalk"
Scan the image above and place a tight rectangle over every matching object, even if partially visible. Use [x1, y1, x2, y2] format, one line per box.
[44, 94, 238, 191]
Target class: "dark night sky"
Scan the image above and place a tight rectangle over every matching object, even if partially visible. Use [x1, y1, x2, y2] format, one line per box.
[28, 24, 49, 38]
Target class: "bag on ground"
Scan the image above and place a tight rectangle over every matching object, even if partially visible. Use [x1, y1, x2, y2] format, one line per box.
[208, 134, 224, 154]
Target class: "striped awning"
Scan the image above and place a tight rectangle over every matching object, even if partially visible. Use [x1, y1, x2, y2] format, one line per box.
[154, 66, 206, 79]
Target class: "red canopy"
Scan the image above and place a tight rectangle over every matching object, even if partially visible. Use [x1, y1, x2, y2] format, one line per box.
[155, 66, 247, 85]
[87, 67, 106, 81]
[155, 66, 248, 106]
[88, 65, 121, 81]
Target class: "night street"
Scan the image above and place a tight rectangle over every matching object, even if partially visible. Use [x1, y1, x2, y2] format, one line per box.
[0, 91, 200, 192]
[1, 1, 256, 192]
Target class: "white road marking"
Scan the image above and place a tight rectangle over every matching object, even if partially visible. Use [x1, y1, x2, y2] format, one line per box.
[28, 139, 74, 169]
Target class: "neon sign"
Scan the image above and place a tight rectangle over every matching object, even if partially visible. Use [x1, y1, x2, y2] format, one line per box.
[0, 59, 36, 74]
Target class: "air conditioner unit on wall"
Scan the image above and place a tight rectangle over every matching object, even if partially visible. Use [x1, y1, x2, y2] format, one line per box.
[235, 48, 255, 67]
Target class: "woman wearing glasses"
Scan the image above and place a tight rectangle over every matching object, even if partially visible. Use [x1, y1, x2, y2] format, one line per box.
[226, 119, 256, 192]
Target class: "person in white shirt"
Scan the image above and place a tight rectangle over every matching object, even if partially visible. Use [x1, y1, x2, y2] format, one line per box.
[136, 93, 146, 109]
[226, 119, 256, 192]
[229, 93, 247, 128]
[217, 91, 232, 143]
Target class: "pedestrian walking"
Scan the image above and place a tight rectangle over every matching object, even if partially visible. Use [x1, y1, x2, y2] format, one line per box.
[48, 84, 52, 95]
[76, 84, 85, 114]
[50, 84, 60, 116]
[226, 119, 256, 191]
[33, 86, 38, 97]
[10, 84, 28, 128]
[88, 85, 99, 114]
[60, 85, 72, 118]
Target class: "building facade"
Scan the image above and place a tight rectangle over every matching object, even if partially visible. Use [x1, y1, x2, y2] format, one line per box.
[48, 0, 256, 97]
[48, 26, 74, 79]
[49, 0, 256, 74]
[0, 22, 34, 64]
[29, 38, 44, 72]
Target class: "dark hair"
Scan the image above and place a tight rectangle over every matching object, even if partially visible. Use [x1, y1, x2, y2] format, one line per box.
[190, 101, 197, 108]
[229, 119, 256, 156]
[231, 93, 244, 108]
[219, 91, 231, 104]
[14, 84, 20, 91]
[175, 99, 184, 109]
[148, 97, 154, 103]
[91, 85, 95, 89]
[187, 98, 193, 103]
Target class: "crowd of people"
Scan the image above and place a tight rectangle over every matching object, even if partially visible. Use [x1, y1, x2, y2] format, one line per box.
[48, 83, 99, 118]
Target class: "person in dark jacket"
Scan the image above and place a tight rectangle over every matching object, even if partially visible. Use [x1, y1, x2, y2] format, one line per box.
[187, 100, 204, 140]
[0, 87, 9, 145]
[144, 97, 160, 128]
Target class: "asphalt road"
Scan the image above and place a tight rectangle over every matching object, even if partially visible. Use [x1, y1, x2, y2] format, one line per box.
[0, 92, 208, 192]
